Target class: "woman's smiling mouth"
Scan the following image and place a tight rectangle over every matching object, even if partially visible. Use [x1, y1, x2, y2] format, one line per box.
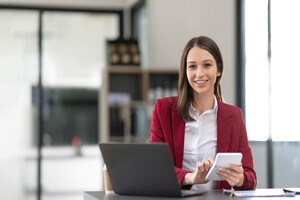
[194, 80, 208, 84]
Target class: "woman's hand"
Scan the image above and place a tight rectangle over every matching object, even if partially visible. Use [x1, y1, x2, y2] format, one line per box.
[217, 164, 244, 187]
[182, 157, 214, 186]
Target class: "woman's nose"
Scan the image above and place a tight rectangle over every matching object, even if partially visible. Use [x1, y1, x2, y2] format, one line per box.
[196, 66, 204, 77]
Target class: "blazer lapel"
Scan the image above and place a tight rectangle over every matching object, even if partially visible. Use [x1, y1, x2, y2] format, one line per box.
[169, 98, 233, 167]
[171, 104, 185, 168]
[217, 99, 233, 153]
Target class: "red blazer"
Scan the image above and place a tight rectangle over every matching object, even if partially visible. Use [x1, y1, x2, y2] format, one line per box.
[150, 97, 257, 190]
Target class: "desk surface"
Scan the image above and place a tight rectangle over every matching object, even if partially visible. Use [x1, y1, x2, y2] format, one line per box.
[84, 189, 300, 200]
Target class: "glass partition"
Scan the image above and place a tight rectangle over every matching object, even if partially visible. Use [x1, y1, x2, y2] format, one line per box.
[41, 11, 119, 199]
[0, 10, 39, 200]
[0, 8, 120, 200]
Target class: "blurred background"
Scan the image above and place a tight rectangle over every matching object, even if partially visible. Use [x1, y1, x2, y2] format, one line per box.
[0, 0, 300, 200]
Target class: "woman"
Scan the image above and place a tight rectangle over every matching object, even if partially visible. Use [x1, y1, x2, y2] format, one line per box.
[150, 36, 257, 190]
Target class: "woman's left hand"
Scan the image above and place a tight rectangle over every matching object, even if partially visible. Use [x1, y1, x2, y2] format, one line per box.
[217, 164, 244, 187]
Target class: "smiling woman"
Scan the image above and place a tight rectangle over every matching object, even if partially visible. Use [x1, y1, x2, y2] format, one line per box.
[178, 36, 224, 122]
[186, 47, 221, 114]
[150, 36, 257, 191]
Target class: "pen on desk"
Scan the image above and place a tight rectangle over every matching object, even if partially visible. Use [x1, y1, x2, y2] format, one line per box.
[223, 189, 234, 197]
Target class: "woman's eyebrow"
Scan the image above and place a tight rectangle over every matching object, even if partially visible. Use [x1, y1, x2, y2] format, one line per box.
[203, 59, 213, 62]
[187, 61, 196, 64]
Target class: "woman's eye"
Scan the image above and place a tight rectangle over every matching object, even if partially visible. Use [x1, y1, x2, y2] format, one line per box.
[204, 63, 211, 67]
[188, 65, 195, 69]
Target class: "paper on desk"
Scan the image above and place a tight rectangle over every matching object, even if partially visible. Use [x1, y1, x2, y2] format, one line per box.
[223, 189, 296, 197]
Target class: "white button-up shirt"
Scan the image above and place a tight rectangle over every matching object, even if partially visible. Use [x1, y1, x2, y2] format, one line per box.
[182, 96, 218, 191]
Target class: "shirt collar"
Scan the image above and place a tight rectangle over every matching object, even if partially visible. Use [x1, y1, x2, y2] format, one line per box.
[189, 95, 218, 116]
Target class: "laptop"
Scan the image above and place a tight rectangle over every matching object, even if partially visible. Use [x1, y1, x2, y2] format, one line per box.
[99, 142, 207, 197]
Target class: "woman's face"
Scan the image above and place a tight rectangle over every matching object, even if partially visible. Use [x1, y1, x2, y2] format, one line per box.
[186, 46, 220, 97]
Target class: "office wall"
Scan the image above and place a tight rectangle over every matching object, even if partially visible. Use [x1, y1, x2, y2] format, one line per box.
[146, 0, 236, 105]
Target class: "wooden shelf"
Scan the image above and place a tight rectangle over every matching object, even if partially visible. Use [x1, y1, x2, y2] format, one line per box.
[109, 100, 154, 107]
[145, 68, 178, 73]
[100, 66, 178, 142]
[106, 66, 142, 73]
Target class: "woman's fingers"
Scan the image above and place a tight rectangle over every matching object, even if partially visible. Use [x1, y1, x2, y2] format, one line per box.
[218, 164, 244, 187]
[200, 162, 205, 172]
[196, 162, 204, 172]
[202, 158, 208, 171]
[223, 164, 244, 179]
[193, 158, 216, 184]
[201, 158, 212, 171]
[195, 162, 200, 173]
[195, 158, 245, 187]
[219, 168, 238, 179]
[208, 157, 214, 167]
[218, 170, 239, 186]
[228, 164, 243, 173]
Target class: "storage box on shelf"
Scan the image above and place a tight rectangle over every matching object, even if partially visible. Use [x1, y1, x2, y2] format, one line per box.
[100, 66, 178, 142]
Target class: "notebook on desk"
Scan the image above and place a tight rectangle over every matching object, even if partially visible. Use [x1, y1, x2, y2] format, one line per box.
[99, 142, 207, 197]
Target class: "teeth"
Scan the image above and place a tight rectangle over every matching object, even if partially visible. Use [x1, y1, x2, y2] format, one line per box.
[195, 80, 207, 84]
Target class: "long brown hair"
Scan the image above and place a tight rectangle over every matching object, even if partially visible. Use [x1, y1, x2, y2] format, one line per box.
[177, 36, 224, 122]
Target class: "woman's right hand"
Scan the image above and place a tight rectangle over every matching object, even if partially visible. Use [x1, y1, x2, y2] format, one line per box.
[182, 157, 214, 186]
